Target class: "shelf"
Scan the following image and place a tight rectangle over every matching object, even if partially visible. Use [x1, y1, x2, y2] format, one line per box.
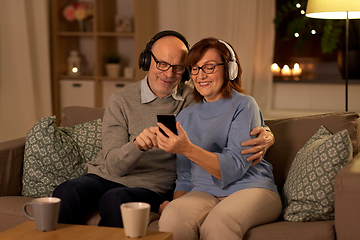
[59, 76, 137, 82]
[58, 32, 135, 37]
[97, 32, 134, 37]
[99, 76, 135, 81]
[58, 32, 95, 37]
[59, 75, 95, 80]
[50, 0, 158, 124]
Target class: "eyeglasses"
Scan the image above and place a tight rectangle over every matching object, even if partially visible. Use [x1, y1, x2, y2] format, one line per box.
[189, 63, 224, 75]
[150, 52, 186, 75]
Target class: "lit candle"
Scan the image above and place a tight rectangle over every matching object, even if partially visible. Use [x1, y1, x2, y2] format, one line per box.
[271, 63, 281, 77]
[291, 63, 302, 76]
[281, 65, 291, 77]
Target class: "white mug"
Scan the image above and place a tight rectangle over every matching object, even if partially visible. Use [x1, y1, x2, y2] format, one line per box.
[120, 202, 150, 238]
[23, 197, 61, 231]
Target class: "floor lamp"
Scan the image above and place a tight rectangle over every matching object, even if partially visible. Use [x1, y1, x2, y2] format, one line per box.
[306, 0, 360, 111]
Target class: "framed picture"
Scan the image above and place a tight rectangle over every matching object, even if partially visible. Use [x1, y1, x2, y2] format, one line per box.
[115, 16, 133, 32]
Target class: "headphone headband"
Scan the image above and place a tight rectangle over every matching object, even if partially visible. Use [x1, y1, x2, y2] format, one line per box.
[146, 30, 190, 52]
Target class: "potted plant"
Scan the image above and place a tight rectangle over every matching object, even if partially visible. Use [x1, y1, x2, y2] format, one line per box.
[275, 0, 360, 79]
[105, 53, 121, 77]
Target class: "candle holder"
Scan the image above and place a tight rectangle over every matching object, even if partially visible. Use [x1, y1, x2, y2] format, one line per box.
[282, 65, 292, 77]
[271, 63, 281, 77]
[291, 63, 303, 77]
[272, 63, 302, 79]
[67, 50, 81, 76]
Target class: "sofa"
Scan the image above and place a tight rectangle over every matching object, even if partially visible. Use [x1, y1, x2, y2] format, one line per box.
[0, 106, 359, 240]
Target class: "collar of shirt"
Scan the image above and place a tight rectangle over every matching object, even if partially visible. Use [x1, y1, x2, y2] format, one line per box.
[140, 76, 184, 103]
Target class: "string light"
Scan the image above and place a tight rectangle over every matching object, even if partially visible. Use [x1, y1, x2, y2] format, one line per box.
[294, 32, 300, 37]
[311, 30, 316, 34]
[296, 3, 301, 8]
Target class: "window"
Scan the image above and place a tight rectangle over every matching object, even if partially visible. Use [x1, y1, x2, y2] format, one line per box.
[273, 0, 360, 82]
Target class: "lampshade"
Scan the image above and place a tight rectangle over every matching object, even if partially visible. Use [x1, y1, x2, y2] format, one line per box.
[306, 0, 360, 19]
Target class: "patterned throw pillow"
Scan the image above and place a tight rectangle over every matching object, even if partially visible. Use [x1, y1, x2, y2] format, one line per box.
[62, 119, 102, 162]
[282, 126, 352, 222]
[22, 116, 102, 197]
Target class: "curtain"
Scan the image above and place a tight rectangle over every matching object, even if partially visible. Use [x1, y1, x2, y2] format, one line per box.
[158, 0, 275, 112]
[0, 0, 52, 142]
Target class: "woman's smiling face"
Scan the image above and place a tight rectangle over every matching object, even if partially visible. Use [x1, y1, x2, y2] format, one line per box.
[192, 48, 225, 102]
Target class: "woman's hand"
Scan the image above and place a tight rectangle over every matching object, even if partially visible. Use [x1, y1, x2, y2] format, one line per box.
[156, 121, 191, 155]
[158, 191, 187, 215]
[158, 201, 170, 215]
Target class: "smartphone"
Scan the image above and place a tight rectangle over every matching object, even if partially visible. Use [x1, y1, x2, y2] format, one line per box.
[157, 114, 177, 137]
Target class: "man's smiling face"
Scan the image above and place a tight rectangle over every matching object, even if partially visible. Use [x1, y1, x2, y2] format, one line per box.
[147, 36, 188, 98]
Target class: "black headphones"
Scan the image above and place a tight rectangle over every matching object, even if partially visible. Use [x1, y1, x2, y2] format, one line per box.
[138, 30, 190, 82]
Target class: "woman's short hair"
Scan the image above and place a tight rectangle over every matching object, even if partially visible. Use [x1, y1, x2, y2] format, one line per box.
[186, 37, 246, 102]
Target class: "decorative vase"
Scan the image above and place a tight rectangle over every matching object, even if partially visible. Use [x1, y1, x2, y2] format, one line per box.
[105, 64, 121, 77]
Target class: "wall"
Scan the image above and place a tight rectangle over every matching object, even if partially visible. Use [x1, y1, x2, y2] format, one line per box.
[265, 81, 360, 119]
[0, 0, 52, 143]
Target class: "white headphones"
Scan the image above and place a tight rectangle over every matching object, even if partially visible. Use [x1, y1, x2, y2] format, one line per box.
[218, 40, 238, 80]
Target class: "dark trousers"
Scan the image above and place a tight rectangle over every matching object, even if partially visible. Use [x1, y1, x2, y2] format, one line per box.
[52, 174, 164, 228]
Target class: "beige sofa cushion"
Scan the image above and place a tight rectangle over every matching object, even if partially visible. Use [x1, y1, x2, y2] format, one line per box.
[60, 106, 105, 127]
[0, 137, 26, 197]
[244, 220, 335, 240]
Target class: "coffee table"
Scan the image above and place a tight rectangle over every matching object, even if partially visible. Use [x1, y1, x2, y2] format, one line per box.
[0, 221, 172, 240]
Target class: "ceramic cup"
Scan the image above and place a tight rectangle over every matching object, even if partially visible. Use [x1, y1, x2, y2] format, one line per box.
[120, 202, 150, 238]
[23, 197, 61, 231]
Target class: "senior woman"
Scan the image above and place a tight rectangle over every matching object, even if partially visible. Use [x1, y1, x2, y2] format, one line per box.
[155, 38, 281, 240]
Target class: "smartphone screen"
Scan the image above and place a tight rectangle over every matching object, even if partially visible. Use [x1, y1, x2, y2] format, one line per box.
[157, 114, 177, 137]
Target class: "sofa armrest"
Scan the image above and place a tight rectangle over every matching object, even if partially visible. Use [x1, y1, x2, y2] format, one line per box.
[0, 137, 26, 196]
[334, 153, 360, 240]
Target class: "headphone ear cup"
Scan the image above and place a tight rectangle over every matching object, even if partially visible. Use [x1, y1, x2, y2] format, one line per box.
[218, 40, 238, 81]
[182, 68, 189, 82]
[138, 50, 146, 70]
[138, 50, 152, 71]
[228, 61, 238, 80]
